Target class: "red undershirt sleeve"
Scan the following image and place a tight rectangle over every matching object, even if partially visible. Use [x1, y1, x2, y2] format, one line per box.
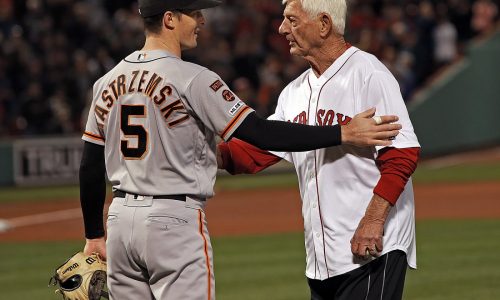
[218, 138, 282, 175]
[219, 141, 420, 205]
[374, 147, 420, 205]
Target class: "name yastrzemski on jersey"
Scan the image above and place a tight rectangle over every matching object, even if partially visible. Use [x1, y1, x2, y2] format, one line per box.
[92, 70, 189, 128]
[290, 108, 352, 126]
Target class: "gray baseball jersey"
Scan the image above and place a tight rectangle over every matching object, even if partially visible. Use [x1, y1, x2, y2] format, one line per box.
[82, 49, 253, 299]
[83, 49, 253, 198]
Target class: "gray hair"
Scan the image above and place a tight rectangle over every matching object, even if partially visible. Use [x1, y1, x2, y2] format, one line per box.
[282, 0, 347, 35]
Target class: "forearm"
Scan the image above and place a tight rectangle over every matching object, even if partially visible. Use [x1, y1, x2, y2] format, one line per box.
[233, 112, 341, 151]
[364, 194, 392, 222]
[218, 138, 282, 174]
[79, 142, 106, 239]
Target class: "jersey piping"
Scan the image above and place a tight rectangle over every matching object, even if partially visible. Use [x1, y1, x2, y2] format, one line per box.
[84, 131, 105, 142]
[305, 75, 323, 280]
[198, 210, 212, 300]
[123, 56, 171, 64]
[314, 153, 330, 278]
[220, 106, 252, 140]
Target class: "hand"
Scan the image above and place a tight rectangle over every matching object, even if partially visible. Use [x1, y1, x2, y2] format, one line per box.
[84, 237, 107, 261]
[350, 195, 391, 260]
[341, 108, 401, 147]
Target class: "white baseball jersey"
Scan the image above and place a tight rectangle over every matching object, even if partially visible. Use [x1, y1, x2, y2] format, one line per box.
[269, 46, 420, 280]
[83, 49, 253, 198]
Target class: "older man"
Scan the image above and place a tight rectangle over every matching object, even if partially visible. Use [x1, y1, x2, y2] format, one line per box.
[218, 0, 420, 299]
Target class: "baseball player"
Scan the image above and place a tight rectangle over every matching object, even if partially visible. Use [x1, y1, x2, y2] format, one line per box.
[79, 0, 402, 299]
[218, 0, 420, 299]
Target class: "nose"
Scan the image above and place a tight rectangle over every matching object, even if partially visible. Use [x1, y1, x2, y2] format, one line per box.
[279, 19, 289, 36]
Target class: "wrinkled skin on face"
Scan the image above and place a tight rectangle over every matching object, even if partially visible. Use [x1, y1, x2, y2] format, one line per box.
[279, 0, 323, 58]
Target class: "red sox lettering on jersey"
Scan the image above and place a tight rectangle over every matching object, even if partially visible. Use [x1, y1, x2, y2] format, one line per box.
[290, 109, 352, 126]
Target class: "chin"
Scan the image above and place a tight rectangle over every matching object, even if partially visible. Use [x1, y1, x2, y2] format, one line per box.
[289, 48, 302, 57]
[182, 41, 198, 51]
[189, 38, 198, 48]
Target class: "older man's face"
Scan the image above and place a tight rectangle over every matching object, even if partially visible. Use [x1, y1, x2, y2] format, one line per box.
[279, 0, 323, 57]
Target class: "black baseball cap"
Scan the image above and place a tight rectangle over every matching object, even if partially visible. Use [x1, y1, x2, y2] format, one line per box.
[138, 0, 223, 17]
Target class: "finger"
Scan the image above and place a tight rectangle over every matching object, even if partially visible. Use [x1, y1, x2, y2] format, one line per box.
[364, 139, 393, 147]
[377, 115, 399, 124]
[375, 123, 402, 132]
[356, 245, 366, 258]
[351, 239, 359, 255]
[357, 107, 376, 118]
[375, 239, 383, 253]
[372, 116, 382, 125]
[359, 244, 370, 258]
[373, 130, 401, 140]
[352, 240, 367, 258]
[368, 246, 378, 257]
[362, 247, 372, 260]
[368, 250, 380, 258]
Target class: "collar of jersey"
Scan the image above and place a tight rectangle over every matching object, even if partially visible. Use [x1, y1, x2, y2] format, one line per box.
[124, 49, 179, 63]
[308, 46, 359, 87]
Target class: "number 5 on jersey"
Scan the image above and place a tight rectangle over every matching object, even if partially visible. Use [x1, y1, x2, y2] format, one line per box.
[121, 105, 148, 159]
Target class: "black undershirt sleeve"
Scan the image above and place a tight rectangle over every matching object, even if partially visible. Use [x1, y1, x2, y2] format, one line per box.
[79, 141, 106, 239]
[232, 112, 341, 151]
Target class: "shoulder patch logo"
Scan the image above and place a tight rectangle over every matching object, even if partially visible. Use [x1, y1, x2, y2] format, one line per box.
[210, 80, 224, 92]
[222, 89, 236, 102]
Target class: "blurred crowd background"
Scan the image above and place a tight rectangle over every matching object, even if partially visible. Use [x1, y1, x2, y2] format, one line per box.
[0, 0, 498, 137]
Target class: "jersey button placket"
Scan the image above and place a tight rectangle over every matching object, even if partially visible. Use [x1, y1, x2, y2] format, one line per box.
[308, 176, 325, 275]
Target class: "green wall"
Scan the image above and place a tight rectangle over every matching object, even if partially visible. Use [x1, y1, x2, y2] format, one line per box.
[409, 32, 500, 157]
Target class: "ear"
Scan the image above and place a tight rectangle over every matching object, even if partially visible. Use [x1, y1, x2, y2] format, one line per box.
[319, 13, 333, 38]
[163, 11, 177, 30]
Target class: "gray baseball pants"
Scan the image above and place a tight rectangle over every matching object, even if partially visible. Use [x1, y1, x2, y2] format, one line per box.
[106, 193, 214, 300]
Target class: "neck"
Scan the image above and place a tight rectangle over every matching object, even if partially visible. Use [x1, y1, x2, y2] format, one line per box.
[307, 36, 349, 77]
[142, 34, 181, 57]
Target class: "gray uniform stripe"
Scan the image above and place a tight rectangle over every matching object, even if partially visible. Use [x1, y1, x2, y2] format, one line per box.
[380, 253, 389, 300]
[365, 272, 371, 300]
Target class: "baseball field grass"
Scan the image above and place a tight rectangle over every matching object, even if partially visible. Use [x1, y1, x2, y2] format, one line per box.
[1, 219, 500, 300]
[1, 159, 500, 299]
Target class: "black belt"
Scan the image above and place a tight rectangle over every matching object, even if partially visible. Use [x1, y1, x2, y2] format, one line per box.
[113, 190, 186, 201]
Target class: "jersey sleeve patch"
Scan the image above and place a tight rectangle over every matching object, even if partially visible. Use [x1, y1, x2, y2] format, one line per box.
[229, 101, 245, 116]
[210, 80, 224, 92]
[221, 106, 252, 141]
[222, 89, 236, 102]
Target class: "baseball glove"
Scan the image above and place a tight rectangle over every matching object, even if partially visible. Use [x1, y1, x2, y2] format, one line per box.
[49, 252, 108, 300]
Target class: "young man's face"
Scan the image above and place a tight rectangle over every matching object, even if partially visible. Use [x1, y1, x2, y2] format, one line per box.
[279, 0, 323, 57]
[178, 10, 205, 50]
